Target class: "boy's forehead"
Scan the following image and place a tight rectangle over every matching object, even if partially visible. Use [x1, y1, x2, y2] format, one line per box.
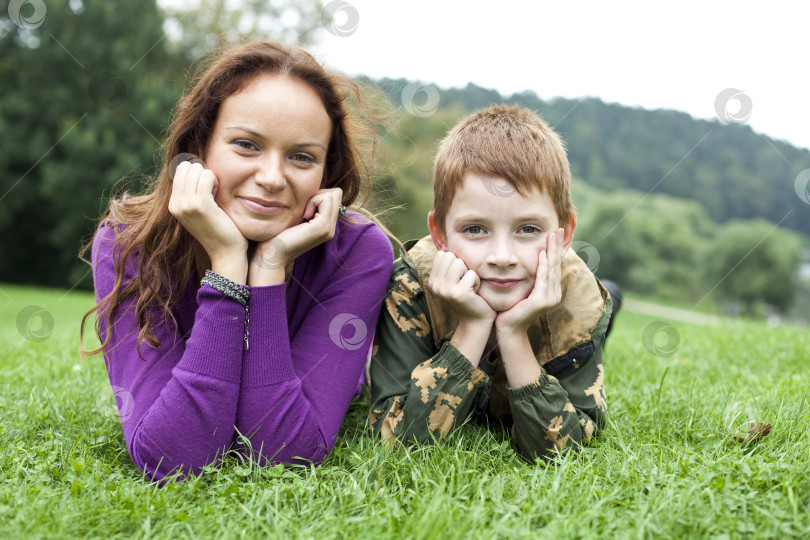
[447, 173, 559, 223]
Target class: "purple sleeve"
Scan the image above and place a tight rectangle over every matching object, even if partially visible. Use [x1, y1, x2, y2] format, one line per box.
[234, 221, 393, 465]
[92, 225, 245, 480]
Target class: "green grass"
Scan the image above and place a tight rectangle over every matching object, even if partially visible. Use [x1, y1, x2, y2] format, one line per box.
[1, 283, 809, 539]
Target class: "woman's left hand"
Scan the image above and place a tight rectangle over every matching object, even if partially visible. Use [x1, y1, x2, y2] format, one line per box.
[247, 188, 343, 286]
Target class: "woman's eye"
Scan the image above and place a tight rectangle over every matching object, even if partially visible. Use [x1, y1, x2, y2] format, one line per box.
[233, 139, 258, 151]
[290, 153, 316, 164]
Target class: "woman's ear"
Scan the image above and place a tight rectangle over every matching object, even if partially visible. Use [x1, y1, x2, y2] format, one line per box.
[427, 212, 446, 251]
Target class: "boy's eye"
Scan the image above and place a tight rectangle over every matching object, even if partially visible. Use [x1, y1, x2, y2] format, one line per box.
[518, 225, 542, 234]
[463, 225, 485, 235]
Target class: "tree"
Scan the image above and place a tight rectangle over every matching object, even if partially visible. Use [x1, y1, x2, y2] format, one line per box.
[705, 220, 803, 315]
[0, 0, 182, 287]
[162, 0, 325, 60]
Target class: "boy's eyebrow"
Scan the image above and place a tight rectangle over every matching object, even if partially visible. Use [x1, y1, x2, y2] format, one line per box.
[451, 212, 554, 225]
[224, 126, 327, 150]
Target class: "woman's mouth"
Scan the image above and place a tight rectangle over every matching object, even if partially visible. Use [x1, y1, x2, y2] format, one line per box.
[240, 197, 288, 216]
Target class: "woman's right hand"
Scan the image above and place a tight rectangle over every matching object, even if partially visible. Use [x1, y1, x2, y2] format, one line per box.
[168, 161, 249, 283]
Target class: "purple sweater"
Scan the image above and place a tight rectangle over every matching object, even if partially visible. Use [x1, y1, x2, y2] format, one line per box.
[92, 215, 393, 480]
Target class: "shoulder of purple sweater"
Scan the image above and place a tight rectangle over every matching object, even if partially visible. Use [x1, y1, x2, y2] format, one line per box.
[91, 221, 139, 299]
[331, 213, 394, 271]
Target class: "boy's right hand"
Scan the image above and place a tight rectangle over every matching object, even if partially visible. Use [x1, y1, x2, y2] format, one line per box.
[429, 250, 496, 325]
[168, 161, 249, 283]
[429, 251, 496, 366]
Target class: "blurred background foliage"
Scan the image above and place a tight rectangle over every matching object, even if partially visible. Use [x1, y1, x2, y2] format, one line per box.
[1, 0, 808, 319]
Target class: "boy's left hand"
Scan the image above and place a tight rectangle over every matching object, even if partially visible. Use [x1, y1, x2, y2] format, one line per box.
[495, 228, 565, 337]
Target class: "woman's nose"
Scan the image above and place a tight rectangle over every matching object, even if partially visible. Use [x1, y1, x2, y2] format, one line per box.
[254, 154, 286, 191]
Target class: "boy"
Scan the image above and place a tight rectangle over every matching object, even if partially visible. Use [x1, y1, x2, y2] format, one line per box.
[368, 105, 613, 461]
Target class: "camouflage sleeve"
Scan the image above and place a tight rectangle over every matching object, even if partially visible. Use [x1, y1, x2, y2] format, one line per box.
[507, 314, 609, 462]
[368, 259, 489, 445]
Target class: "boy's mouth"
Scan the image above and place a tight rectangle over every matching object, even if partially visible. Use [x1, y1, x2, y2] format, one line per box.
[482, 278, 522, 290]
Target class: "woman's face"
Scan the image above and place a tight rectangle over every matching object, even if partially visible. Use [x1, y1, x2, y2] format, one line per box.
[202, 73, 333, 243]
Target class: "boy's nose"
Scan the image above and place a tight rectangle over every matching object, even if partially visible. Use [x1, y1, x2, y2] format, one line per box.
[486, 241, 518, 268]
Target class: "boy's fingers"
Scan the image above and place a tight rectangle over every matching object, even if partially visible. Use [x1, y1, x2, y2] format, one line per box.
[458, 269, 480, 293]
[448, 258, 467, 282]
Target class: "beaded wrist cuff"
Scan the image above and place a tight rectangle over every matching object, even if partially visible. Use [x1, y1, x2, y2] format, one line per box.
[200, 270, 249, 306]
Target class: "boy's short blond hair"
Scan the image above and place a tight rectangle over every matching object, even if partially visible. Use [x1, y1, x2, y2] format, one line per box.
[432, 104, 574, 231]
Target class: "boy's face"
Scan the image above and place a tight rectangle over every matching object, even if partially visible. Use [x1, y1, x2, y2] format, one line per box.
[429, 172, 575, 312]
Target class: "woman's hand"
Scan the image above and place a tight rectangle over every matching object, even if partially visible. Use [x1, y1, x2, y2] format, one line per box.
[247, 188, 343, 286]
[168, 161, 249, 283]
[495, 228, 565, 338]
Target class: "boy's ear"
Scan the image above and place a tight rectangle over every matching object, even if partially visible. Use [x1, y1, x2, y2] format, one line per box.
[562, 214, 577, 253]
[427, 211, 447, 251]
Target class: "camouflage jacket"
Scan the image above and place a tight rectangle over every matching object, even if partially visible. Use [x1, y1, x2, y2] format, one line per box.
[368, 236, 612, 461]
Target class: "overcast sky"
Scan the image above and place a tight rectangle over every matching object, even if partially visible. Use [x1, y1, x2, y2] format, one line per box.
[312, 0, 808, 152]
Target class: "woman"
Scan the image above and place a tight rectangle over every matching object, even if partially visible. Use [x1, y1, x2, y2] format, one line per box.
[81, 40, 393, 481]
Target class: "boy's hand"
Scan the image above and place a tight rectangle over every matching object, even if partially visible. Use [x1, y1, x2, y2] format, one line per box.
[430, 250, 496, 366]
[168, 161, 248, 283]
[495, 228, 565, 337]
[248, 188, 343, 286]
[429, 250, 496, 325]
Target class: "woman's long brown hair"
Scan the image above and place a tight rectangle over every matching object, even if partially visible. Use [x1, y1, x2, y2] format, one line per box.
[79, 40, 389, 358]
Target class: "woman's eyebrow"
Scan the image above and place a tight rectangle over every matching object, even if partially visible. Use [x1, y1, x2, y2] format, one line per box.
[225, 125, 264, 138]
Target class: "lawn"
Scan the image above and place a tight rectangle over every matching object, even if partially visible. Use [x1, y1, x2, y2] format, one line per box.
[1, 283, 808, 539]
